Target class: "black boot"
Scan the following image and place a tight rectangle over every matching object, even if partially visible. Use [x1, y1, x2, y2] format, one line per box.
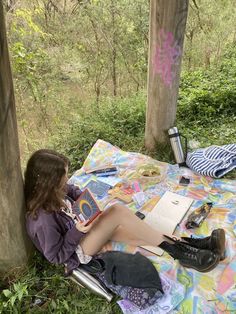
[159, 239, 220, 272]
[181, 229, 226, 261]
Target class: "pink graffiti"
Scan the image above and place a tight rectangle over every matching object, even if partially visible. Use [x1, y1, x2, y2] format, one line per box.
[153, 29, 182, 87]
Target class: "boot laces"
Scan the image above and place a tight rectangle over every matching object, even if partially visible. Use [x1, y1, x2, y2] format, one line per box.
[165, 235, 199, 253]
[175, 242, 198, 261]
[163, 235, 199, 260]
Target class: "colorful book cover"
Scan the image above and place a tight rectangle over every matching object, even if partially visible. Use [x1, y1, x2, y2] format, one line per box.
[72, 189, 102, 225]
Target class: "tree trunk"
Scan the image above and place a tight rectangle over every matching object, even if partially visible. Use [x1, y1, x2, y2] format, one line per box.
[145, 0, 189, 151]
[0, 2, 31, 274]
[111, 0, 117, 97]
[5, 0, 16, 12]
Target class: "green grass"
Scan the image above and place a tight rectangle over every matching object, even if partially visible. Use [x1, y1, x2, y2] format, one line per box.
[0, 252, 122, 313]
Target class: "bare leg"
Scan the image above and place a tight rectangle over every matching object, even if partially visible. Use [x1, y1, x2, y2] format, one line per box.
[96, 226, 148, 254]
[80, 203, 167, 256]
[110, 226, 149, 247]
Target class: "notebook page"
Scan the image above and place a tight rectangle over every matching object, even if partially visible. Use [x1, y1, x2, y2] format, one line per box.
[140, 191, 194, 256]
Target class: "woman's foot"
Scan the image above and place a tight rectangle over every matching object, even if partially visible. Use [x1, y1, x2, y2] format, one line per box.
[181, 229, 226, 261]
[159, 238, 220, 272]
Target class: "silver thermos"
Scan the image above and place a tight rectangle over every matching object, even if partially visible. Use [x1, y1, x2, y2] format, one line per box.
[168, 127, 186, 166]
[71, 268, 113, 302]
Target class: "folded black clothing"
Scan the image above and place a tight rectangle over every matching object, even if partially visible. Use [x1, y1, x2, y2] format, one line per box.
[79, 258, 105, 275]
[98, 251, 163, 297]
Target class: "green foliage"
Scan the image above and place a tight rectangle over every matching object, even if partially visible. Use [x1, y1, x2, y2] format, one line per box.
[13, 8, 47, 38]
[11, 42, 51, 89]
[175, 45, 236, 147]
[53, 93, 146, 171]
[0, 252, 121, 313]
[6, 0, 236, 166]
[52, 44, 236, 171]
[178, 45, 236, 125]
[219, 44, 236, 76]
[1, 282, 28, 310]
[183, 0, 236, 70]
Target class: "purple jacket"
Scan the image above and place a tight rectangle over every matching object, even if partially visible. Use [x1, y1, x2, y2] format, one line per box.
[26, 185, 84, 273]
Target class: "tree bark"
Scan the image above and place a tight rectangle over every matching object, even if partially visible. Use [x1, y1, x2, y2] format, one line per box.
[111, 0, 117, 97]
[145, 0, 189, 151]
[0, 2, 32, 274]
[5, 0, 16, 12]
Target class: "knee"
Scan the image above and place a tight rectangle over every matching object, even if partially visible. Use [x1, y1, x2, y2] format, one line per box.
[107, 203, 128, 216]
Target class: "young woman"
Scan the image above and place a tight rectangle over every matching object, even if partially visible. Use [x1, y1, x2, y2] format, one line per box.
[25, 149, 226, 275]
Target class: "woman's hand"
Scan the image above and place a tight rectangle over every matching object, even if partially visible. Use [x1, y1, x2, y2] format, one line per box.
[75, 220, 93, 233]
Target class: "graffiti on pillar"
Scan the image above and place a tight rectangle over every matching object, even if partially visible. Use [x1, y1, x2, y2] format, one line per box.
[153, 29, 181, 87]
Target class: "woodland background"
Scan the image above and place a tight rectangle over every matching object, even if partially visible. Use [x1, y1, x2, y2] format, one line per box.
[4, 0, 236, 171]
[0, 0, 236, 312]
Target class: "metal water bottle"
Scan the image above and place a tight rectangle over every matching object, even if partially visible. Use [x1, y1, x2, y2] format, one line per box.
[71, 268, 113, 302]
[168, 127, 186, 166]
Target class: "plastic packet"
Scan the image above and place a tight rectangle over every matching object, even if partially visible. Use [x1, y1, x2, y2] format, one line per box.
[185, 202, 213, 229]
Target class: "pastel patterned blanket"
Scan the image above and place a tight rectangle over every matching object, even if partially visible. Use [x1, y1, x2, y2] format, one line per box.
[69, 140, 236, 314]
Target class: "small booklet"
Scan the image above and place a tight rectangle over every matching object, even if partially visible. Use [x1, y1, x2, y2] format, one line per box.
[84, 179, 111, 198]
[97, 176, 122, 187]
[140, 191, 194, 256]
[72, 189, 102, 225]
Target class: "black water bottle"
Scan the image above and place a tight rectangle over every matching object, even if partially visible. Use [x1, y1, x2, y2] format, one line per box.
[168, 127, 186, 166]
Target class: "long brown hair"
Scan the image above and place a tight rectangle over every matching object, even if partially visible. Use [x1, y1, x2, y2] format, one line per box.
[24, 149, 70, 219]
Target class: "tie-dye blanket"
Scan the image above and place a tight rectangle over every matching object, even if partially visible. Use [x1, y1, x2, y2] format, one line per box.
[69, 140, 236, 314]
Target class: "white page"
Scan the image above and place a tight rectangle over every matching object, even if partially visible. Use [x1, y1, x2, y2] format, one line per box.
[140, 191, 194, 256]
[139, 245, 164, 256]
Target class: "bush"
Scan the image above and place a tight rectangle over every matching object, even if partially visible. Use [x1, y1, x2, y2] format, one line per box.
[53, 45, 236, 170]
[177, 45, 236, 125]
[53, 93, 146, 171]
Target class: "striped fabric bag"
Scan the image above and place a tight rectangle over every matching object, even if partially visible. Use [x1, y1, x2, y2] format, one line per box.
[186, 144, 236, 178]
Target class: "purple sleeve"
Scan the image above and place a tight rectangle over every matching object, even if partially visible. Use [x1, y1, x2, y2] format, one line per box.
[37, 216, 84, 265]
[66, 184, 82, 201]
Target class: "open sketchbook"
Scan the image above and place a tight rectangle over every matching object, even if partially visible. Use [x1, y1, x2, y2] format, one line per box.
[140, 191, 194, 256]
